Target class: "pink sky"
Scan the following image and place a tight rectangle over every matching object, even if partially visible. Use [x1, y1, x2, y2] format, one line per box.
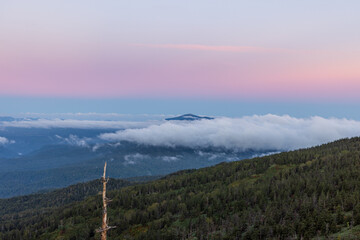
[1, 43, 359, 100]
[1, 1, 360, 101]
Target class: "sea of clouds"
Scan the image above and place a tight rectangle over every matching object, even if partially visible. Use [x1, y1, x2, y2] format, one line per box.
[2, 114, 360, 152]
[99, 114, 360, 151]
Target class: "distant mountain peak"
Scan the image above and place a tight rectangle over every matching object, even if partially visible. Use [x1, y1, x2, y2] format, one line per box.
[165, 114, 214, 121]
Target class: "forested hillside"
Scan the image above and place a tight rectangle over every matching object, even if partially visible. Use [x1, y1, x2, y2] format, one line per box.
[2, 138, 360, 239]
[0, 176, 159, 217]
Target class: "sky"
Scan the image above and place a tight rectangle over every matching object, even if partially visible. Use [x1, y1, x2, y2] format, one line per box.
[1, 1, 360, 116]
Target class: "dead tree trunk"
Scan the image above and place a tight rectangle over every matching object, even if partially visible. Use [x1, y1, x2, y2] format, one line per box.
[96, 162, 116, 240]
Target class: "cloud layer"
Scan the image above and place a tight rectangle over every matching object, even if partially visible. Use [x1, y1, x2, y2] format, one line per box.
[100, 115, 360, 151]
[0, 119, 156, 129]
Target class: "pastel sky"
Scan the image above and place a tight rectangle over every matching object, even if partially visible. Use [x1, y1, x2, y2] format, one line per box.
[1, 1, 360, 114]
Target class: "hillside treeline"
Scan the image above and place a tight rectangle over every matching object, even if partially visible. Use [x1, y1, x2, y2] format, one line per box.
[2, 138, 360, 239]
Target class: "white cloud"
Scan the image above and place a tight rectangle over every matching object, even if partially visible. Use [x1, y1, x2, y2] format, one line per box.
[0, 136, 9, 145]
[226, 157, 240, 162]
[162, 156, 180, 162]
[124, 153, 150, 165]
[196, 151, 226, 160]
[99, 114, 360, 151]
[0, 136, 15, 145]
[1, 119, 157, 129]
[92, 143, 102, 152]
[56, 134, 90, 147]
[251, 151, 281, 158]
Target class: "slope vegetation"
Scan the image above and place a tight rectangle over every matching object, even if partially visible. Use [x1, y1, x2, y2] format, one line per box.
[2, 138, 360, 239]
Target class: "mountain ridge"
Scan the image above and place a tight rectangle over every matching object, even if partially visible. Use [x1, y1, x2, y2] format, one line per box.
[165, 113, 214, 121]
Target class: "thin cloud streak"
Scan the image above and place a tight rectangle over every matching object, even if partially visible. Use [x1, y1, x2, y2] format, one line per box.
[132, 44, 293, 54]
[0, 119, 157, 129]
